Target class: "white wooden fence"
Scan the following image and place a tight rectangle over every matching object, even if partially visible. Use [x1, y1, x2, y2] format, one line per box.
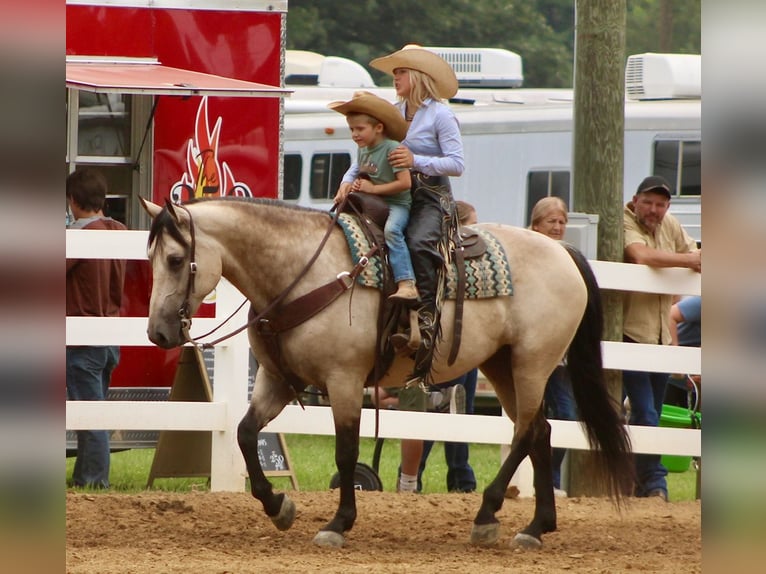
[66, 229, 701, 492]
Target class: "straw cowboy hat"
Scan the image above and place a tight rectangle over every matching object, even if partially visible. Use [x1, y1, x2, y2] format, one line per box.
[370, 44, 458, 100]
[328, 91, 409, 142]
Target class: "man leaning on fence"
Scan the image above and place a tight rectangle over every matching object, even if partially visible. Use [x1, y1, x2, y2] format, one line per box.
[622, 175, 700, 502]
[66, 168, 127, 489]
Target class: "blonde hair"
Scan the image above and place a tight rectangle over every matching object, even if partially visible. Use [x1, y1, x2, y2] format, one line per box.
[400, 69, 442, 115]
[529, 196, 568, 229]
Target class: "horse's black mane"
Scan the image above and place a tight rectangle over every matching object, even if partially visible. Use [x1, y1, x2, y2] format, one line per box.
[147, 196, 332, 249]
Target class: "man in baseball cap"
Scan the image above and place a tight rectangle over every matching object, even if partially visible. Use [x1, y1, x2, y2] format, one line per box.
[636, 175, 672, 198]
[622, 174, 700, 502]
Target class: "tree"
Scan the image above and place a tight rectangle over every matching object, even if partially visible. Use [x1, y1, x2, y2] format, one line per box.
[286, 1, 698, 88]
[286, 0, 575, 87]
[626, 0, 700, 56]
[569, 0, 627, 498]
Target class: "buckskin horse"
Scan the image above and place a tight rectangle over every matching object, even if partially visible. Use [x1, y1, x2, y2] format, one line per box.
[141, 196, 632, 550]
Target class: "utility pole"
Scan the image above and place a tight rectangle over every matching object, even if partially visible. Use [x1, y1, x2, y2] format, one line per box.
[567, 0, 626, 497]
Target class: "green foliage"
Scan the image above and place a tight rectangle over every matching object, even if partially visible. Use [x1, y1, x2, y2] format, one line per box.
[285, 0, 699, 88]
[66, 436, 699, 501]
[626, 0, 701, 56]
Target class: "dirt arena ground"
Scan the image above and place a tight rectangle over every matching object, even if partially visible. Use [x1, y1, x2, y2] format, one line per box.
[67, 490, 700, 573]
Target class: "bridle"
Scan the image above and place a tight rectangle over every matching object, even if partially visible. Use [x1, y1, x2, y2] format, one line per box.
[174, 203, 198, 340]
[167, 200, 378, 350]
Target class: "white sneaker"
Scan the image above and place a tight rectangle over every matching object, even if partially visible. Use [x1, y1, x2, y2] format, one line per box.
[430, 385, 466, 414]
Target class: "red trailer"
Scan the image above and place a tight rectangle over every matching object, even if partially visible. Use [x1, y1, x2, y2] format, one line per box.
[66, 0, 289, 394]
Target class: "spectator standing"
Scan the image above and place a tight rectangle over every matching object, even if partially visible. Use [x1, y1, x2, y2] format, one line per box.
[666, 295, 702, 408]
[529, 196, 577, 496]
[66, 168, 127, 489]
[417, 200, 479, 493]
[623, 175, 701, 501]
[670, 295, 701, 348]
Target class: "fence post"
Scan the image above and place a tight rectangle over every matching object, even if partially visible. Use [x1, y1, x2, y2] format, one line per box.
[209, 280, 250, 491]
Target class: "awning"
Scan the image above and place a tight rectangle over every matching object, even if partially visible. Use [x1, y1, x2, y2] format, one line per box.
[66, 61, 292, 98]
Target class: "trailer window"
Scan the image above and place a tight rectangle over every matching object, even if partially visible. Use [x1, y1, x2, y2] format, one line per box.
[525, 170, 570, 225]
[653, 140, 701, 197]
[283, 154, 302, 200]
[66, 89, 146, 228]
[309, 153, 351, 200]
[76, 92, 132, 158]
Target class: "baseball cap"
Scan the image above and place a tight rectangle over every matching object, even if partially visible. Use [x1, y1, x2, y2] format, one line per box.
[636, 175, 672, 198]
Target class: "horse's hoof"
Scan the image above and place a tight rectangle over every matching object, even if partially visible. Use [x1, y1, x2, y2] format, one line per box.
[270, 495, 296, 531]
[470, 522, 500, 546]
[313, 530, 346, 548]
[511, 532, 542, 550]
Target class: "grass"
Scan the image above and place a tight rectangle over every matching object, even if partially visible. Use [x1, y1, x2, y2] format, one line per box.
[66, 434, 700, 501]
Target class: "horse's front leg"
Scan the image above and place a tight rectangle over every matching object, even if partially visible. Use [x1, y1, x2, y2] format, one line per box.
[237, 368, 296, 531]
[313, 387, 363, 548]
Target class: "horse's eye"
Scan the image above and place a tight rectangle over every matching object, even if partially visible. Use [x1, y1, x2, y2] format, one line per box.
[167, 255, 184, 270]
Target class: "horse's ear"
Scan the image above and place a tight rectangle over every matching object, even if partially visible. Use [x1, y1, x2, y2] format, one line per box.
[164, 199, 181, 223]
[139, 196, 163, 219]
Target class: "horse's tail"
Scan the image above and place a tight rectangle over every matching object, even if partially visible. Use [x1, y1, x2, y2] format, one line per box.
[563, 243, 633, 501]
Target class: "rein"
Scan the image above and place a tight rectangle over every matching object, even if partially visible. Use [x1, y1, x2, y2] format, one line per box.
[167, 198, 388, 438]
[173, 200, 376, 349]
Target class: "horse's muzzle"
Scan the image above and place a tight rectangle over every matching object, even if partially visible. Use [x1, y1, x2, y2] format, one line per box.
[147, 325, 182, 349]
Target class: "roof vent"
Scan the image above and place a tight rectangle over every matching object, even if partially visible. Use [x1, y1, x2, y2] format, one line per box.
[625, 53, 701, 100]
[285, 50, 375, 88]
[318, 57, 375, 88]
[425, 47, 523, 88]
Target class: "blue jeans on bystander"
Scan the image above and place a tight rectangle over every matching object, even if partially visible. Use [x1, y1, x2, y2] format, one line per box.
[66, 346, 120, 488]
[544, 365, 577, 490]
[418, 369, 478, 493]
[622, 364, 669, 498]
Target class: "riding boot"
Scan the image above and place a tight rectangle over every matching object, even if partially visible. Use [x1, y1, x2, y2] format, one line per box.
[408, 305, 438, 386]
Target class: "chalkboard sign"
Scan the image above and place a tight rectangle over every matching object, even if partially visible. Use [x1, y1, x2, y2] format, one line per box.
[202, 347, 298, 488]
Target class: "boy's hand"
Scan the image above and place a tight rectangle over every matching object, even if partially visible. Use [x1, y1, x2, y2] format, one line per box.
[353, 178, 374, 193]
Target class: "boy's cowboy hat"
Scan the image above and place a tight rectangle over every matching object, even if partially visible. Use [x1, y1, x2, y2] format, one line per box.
[328, 91, 409, 142]
[370, 44, 458, 100]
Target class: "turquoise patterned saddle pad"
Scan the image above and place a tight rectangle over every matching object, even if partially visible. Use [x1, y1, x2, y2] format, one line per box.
[336, 213, 513, 299]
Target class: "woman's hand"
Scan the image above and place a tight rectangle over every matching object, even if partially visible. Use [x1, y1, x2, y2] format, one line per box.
[388, 145, 414, 169]
[333, 182, 352, 205]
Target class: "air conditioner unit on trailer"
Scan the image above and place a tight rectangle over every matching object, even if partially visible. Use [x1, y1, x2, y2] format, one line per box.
[625, 53, 701, 100]
[426, 47, 524, 88]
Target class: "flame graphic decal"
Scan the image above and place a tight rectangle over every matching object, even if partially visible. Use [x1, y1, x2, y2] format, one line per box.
[170, 97, 252, 203]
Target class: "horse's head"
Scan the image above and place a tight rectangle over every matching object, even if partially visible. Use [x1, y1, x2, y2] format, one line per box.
[141, 198, 223, 348]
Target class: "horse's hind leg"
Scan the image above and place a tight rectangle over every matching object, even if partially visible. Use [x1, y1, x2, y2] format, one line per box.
[237, 369, 296, 531]
[471, 348, 557, 549]
[471, 347, 527, 546]
[471, 422, 533, 546]
[513, 409, 557, 549]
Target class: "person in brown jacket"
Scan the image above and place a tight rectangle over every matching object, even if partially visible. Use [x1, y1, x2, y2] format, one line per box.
[66, 168, 126, 488]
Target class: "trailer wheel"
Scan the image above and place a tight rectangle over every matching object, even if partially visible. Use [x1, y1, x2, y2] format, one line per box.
[328, 462, 383, 491]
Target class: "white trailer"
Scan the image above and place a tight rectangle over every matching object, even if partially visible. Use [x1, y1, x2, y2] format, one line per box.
[281, 50, 701, 243]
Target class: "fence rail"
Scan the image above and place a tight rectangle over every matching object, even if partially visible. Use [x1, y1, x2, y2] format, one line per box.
[66, 229, 701, 492]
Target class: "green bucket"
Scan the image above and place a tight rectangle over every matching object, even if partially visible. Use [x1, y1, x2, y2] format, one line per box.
[659, 404, 700, 473]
